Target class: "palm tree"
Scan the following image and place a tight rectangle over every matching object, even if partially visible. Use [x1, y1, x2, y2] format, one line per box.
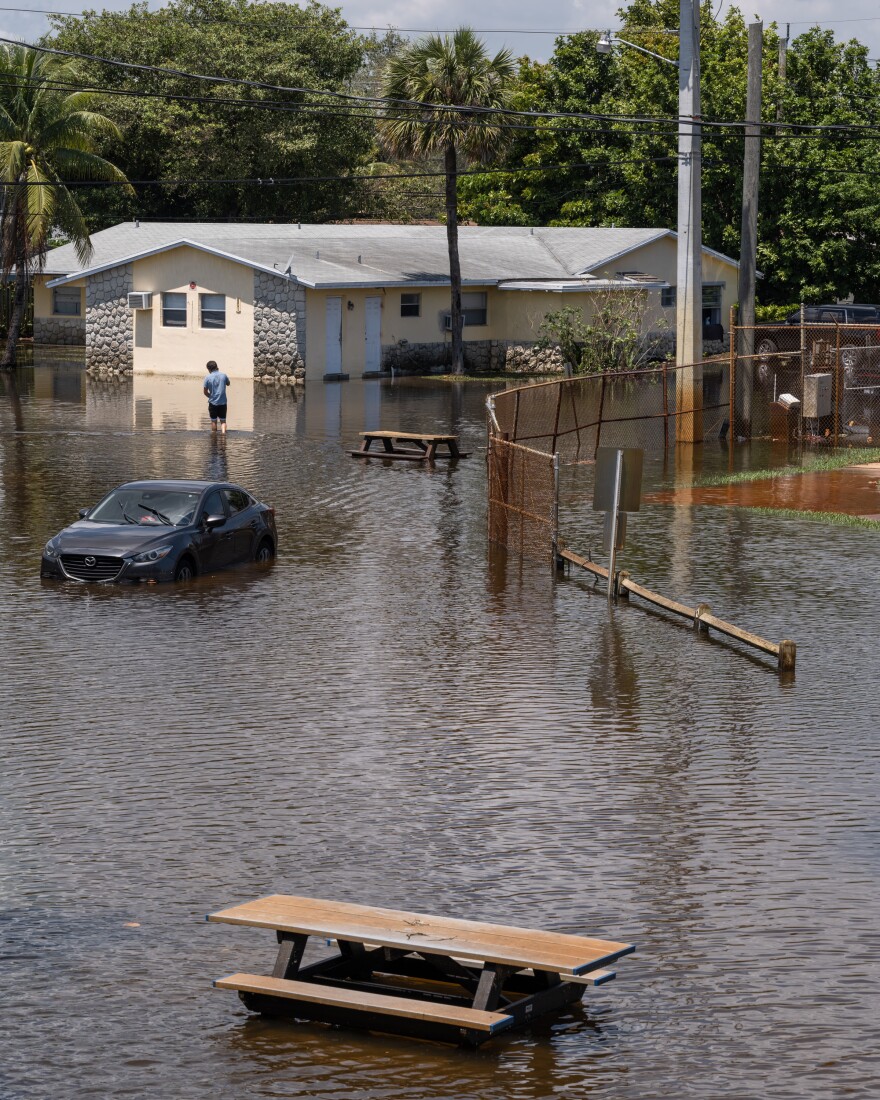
[0, 44, 131, 367]
[381, 29, 516, 374]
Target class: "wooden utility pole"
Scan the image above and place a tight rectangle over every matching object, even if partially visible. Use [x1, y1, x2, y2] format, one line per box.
[675, 0, 703, 443]
[776, 24, 789, 132]
[736, 21, 763, 438]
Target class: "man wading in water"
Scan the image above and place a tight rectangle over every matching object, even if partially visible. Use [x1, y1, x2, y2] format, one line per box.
[203, 360, 231, 433]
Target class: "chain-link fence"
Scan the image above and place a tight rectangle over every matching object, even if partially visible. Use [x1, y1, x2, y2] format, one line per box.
[733, 320, 880, 446]
[489, 360, 731, 462]
[487, 436, 558, 563]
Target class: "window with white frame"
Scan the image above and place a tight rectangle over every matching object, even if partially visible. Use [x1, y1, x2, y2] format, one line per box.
[400, 292, 421, 318]
[661, 286, 676, 308]
[462, 291, 487, 326]
[52, 286, 82, 316]
[200, 293, 226, 329]
[162, 292, 187, 327]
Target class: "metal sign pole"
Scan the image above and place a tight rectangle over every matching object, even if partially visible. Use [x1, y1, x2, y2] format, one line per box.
[607, 449, 623, 601]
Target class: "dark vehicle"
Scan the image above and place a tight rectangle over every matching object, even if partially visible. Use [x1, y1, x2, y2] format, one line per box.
[756, 304, 880, 370]
[41, 480, 277, 583]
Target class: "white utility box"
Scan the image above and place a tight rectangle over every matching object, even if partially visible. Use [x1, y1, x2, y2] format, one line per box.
[803, 373, 832, 418]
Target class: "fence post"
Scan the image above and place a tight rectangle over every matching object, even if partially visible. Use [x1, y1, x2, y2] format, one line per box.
[663, 361, 669, 451]
[551, 452, 561, 569]
[728, 304, 736, 441]
[595, 373, 607, 458]
[551, 380, 563, 455]
[800, 303, 806, 443]
[834, 320, 841, 447]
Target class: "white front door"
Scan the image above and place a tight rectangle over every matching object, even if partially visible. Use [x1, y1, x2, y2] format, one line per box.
[364, 296, 382, 373]
[325, 297, 342, 374]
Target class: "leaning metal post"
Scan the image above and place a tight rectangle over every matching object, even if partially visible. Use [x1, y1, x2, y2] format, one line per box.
[607, 449, 624, 601]
[551, 451, 560, 568]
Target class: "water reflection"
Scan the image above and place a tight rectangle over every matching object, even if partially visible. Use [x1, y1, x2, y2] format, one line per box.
[1, 363, 878, 1100]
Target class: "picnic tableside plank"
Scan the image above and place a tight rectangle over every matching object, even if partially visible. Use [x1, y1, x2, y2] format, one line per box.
[213, 973, 514, 1033]
[358, 431, 458, 442]
[331, 943, 617, 986]
[207, 895, 634, 974]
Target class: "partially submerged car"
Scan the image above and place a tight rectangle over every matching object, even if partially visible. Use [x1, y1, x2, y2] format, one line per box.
[41, 480, 277, 583]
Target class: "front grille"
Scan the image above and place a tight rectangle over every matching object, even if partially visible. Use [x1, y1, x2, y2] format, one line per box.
[60, 554, 125, 582]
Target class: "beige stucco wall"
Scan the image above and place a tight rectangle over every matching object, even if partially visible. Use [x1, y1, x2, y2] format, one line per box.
[303, 236, 737, 377]
[130, 247, 255, 378]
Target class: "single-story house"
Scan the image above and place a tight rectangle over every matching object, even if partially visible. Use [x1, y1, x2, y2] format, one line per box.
[36, 223, 742, 380]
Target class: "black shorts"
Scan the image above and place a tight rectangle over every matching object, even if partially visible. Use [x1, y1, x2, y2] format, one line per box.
[208, 402, 227, 420]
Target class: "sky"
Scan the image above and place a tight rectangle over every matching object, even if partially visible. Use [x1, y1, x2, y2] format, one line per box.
[2, 0, 880, 68]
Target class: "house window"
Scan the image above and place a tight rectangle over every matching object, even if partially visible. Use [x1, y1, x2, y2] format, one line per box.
[702, 285, 723, 327]
[661, 286, 676, 308]
[462, 292, 487, 326]
[200, 293, 226, 329]
[400, 292, 420, 318]
[52, 286, 81, 316]
[162, 292, 187, 327]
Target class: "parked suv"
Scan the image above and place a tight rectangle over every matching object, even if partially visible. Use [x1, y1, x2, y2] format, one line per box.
[755, 303, 880, 386]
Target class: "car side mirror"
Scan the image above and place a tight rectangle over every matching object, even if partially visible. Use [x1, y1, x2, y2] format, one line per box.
[204, 514, 226, 529]
[78, 508, 89, 518]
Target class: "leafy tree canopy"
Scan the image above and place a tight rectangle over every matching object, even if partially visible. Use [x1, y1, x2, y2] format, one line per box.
[459, 0, 880, 304]
[46, 0, 377, 226]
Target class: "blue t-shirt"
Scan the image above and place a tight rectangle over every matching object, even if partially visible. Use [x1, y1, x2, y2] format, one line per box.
[204, 371, 230, 405]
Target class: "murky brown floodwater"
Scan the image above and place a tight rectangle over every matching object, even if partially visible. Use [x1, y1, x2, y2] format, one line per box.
[650, 463, 880, 518]
[2, 356, 878, 1100]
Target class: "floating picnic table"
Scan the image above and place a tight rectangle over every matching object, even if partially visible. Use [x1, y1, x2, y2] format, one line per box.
[350, 430, 469, 462]
[208, 894, 634, 1047]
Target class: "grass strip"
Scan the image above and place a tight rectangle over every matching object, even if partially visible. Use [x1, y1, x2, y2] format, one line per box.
[695, 447, 880, 487]
[740, 505, 880, 530]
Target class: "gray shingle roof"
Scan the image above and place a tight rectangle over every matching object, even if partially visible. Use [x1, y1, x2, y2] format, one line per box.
[44, 222, 735, 288]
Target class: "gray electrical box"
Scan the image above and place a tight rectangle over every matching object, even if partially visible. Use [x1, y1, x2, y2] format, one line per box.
[803, 373, 832, 418]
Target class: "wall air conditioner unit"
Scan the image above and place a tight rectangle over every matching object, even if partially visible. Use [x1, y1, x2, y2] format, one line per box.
[127, 292, 153, 310]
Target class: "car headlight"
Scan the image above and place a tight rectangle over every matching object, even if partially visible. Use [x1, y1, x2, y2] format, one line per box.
[131, 545, 173, 564]
[43, 539, 61, 559]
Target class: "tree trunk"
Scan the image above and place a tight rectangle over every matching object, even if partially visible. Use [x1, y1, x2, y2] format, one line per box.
[1, 191, 29, 370]
[444, 144, 464, 374]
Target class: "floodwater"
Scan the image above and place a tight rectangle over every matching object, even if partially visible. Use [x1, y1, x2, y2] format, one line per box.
[650, 463, 880, 519]
[1, 357, 879, 1100]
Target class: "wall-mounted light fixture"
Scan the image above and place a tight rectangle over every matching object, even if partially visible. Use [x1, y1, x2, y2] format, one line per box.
[347, 300, 354, 311]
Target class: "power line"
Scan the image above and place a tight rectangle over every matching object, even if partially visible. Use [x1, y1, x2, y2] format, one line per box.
[4, 31, 880, 136]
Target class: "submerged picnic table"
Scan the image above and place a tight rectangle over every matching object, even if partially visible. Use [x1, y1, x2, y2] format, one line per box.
[350, 430, 469, 462]
[209, 894, 635, 1047]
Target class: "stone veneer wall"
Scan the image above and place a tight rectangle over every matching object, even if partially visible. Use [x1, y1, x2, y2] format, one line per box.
[382, 339, 567, 375]
[253, 271, 306, 378]
[33, 316, 85, 346]
[85, 264, 133, 371]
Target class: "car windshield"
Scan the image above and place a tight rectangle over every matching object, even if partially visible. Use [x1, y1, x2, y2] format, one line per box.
[88, 488, 202, 527]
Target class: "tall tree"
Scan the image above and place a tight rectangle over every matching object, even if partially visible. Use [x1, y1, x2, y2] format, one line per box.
[0, 44, 130, 367]
[381, 28, 515, 373]
[460, 1, 880, 304]
[48, 0, 376, 226]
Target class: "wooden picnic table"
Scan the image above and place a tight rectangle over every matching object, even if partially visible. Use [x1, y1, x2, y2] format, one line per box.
[351, 430, 469, 462]
[208, 894, 634, 1047]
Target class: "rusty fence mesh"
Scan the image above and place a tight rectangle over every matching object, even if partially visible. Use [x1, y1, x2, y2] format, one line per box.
[487, 436, 557, 562]
[491, 359, 730, 463]
[733, 322, 880, 446]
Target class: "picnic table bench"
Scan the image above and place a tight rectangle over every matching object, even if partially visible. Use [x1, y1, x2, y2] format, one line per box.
[350, 430, 469, 462]
[208, 894, 634, 1047]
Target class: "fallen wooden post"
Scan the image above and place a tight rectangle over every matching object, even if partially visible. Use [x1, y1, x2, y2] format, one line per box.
[559, 548, 796, 671]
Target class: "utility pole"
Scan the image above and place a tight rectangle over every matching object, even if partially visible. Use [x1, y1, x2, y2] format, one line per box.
[776, 23, 789, 132]
[736, 20, 763, 438]
[675, 0, 703, 443]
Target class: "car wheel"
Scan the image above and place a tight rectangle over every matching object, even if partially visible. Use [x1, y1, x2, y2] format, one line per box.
[255, 538, 275, 563]
[174, 557, 196, 582]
